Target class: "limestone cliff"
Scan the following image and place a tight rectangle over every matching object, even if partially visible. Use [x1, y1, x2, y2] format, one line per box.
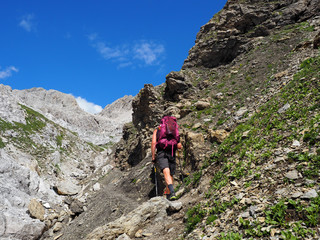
[0, 85, 132, 239]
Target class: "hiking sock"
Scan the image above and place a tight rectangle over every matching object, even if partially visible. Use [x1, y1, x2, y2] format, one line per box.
[168, 184, 175, 194]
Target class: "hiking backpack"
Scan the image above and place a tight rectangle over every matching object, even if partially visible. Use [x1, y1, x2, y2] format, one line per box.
[156, 116, 180, 155]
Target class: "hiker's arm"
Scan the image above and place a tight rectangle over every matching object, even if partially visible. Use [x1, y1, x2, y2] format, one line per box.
[151, 129, 157, 162]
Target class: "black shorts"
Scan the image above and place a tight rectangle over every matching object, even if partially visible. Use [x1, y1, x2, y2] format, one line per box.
[156, 150, 176, 175]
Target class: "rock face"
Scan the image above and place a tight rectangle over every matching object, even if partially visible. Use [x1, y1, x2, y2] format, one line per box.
[183, 0, 320, 69]
[14, 88, 133, 145]
[0, 85, 128, 239]
[0, 84, 26, 124]
[0, 149, 51, 239]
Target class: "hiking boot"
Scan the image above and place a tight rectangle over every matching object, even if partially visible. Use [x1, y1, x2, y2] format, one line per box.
[168, 192, 177, 201]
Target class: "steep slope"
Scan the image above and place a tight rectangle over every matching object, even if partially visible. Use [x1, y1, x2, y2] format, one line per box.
[14, 88, 133, 145]
[74, 0, 320, 239]
[0, 85, 132, 239]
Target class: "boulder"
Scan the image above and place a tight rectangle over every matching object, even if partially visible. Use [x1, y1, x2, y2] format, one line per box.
[70, 199, 85, 215]
[195, 101, 211, 110]
[164, 71, 191, 101]
[132, 84, 162, 130]
[301, 189, 318, 199]
[28, 199, 45, 221]
[208, 129, 230, 143]
[86, 197, 182, 240]
[55, 179, 81, 196]
[284, 170, 300, 180]
[185, 132, 207, 170]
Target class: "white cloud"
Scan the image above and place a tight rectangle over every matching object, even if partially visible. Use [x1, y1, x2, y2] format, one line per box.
[0, 66, 19, 80]
[88, 34, 165, 68]
[75, 96, 103, 114]
[134, 42, 165, 65]
[95, 42, 124, 60]
[19, 14, 36, 32]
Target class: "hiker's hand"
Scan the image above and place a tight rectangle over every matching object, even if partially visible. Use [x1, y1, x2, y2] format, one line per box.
[177, 143, 182, 149]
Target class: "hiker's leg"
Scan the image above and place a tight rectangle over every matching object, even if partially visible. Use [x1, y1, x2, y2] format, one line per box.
[163, 167, 173, 185]
[156, 151, 170, 195]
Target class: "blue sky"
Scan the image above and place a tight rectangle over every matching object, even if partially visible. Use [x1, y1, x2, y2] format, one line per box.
[0, 0, 227, 113]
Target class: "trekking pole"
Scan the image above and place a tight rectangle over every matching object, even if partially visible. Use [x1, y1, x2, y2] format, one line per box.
[154, 165, 158, 197]
[177, 150, 184, 182]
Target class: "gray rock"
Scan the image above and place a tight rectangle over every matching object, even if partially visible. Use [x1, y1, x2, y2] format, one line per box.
[278, 103, 291, 113]
[249, 205, 259, 217]
[292, 140, 301, 147]
[70, 199, 84, 215]
[102, 164, 114, 175]
[240, 211, 250, 218]
[285, 170, 300, 180]
[55, 180, 82, 196]
[86, 197, 182, 239]
[0, 211, 45, 239]
[168, 201, 183, 212]
[235, 107, 248, 119]
[275, 188, 289, 196]
[291, 192, 303, 199]
[235, 193, 245, 200]
[265, 164, 276, 170]
[0, 84, 26, 124]
[301, 189, 318, 199]
[116, 233, 132, 240]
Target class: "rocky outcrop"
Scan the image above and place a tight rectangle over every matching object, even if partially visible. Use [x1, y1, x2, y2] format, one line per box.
[164, 71, 192, 101]
[0, 148, 58, 239]
[0, 84, 26, 124]
[86, 197, 182, 240]
[132, 84, 162, 130]
[0, 86, 113, 239]
[183, 0, 320, 69]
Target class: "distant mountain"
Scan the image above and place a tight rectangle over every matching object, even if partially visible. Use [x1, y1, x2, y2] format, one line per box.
[14, 87, 133, 145]
[0, 84, 132, 239]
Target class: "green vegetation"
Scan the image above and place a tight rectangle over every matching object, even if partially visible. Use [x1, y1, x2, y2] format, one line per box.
[219, 232, 243, 240]
[0, 104, 101, 171]
[185, 204, 206, 233]
[0, 138, 5, 148]
[56, 134, 64, 146]
[183, 52, 320, 236]
[232, 197, 319, 239]
[270, 21, 315, 42]
[0, 105, 47, 151]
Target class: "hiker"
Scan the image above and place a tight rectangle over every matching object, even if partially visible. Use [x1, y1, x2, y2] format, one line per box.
[151, 116, 182, 200]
